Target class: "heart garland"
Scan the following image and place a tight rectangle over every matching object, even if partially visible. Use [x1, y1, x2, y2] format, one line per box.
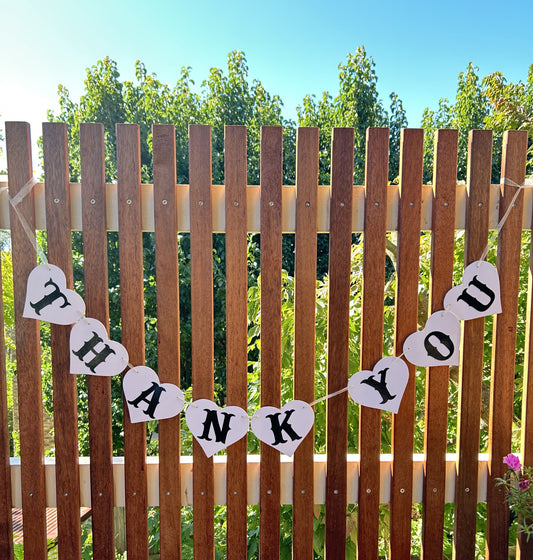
[123, 366, 185, 423]
[70, 318, 129, 376]
[251, 400, 314, 456]
[23, 264, 85, 325]
[185, 399, 249, 458]
[348, 357, 409, 414]
[21, 248, 502, 456]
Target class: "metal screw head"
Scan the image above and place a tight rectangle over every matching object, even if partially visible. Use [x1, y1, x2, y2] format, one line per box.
[433, 488, 438, 493]
[340, 202, 345, 207]
[409, 202, 414, 206]
[233, 491, 238, 495]
[29, 492, 33, 497]
[267, 489, 272, 495]
[162, 199, 168, 205]
[166, 491, 171, 496]
[305, 201, 310, 207]
[465, 488, 470, 493]
[478, 202, 483, 207]
[333, 489, 339, 495]
[444, 202, 449, 207]
[126, 199, 132, 205]
[269, 201, 274, 207]
[90, 199, 96, 205]
[366, 488, 372, 494]
[133, 492, 137, 496]
[234, 201, 239, 206]
[301, 490, 306, 494]
[200, 491, 205, 496]
[199, 200, 204, 206]
[98, 492, 103, 497]
[64, 492, 68, 497]
[54, 198, 60, 204]
[400, 488, 405, 494]
[374, 202, 379, 207]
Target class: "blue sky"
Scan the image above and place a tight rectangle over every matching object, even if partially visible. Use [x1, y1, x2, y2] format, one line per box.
[1, 0, 532, 169]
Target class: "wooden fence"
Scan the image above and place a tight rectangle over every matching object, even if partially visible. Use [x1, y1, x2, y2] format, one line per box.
[0, 121, 531, 559]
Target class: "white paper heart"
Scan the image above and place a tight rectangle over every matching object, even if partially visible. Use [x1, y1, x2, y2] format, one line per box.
[251, 400, 314, 456]
[23, 264, 86, 325]
[70, 318, 129, 376]
[185, 399, 249, 458]
[443, 260, 501, 320]
[348, 356, 409, 414]
[123, 366, 185, 423]
[403, 311, 461, 367]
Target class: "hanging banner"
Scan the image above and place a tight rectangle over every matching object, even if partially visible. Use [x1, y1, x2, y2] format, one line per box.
[251, 400, 314, 456]
[123, 366, 185, 423]
[443, 260, 501, 320]
[185, 399, 249, 458]
[403, 311, 461, 367]
[23, 264, 86, 325]
[70, 317, 129, 376]
[348, 356, 409, 414]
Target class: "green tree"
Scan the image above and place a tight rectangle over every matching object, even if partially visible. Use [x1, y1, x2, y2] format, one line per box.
[297, 46, 407, 184]
[421, 63, 490, 182]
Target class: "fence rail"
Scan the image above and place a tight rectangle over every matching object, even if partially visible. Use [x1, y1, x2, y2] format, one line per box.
[1, 122, 532, 559]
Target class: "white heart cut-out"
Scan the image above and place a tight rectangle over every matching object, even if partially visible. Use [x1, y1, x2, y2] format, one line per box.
[251, 400, 314, 456]
[403, 311, 461, 367]
[185, 399, 249, 458]
[443, 260, 501, 320]
[23, 264, 86, 325]
[123, 366, 185, 423]
[348, 356, 409, 414]
[70, 318, 129, 376]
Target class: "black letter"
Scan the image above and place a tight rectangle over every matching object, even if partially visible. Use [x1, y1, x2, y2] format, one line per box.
[265, 409, 302, 445]
[128, 382, 166, 419]
[30, 278, 71, 315]
[457, 275, 496, 312]
[424, 331, 454, 361]
[198, 409, 235, 444]
[72, 331, 116, 373]
[361, 367, 396, 404]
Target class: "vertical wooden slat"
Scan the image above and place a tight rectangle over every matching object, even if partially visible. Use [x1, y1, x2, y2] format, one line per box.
[224, 125, 248, 560]
[153, 124, 182, 559]
[0, 256, 13, 560]
[259, 125, 283, 560]
[421, 129, 458, 559]
[6, 122, 47, 558]
[325, 127, 354, 559]
[80, 123, 115, 559]
[116, 124, 148, 559]
[519, 201, 533, 560]
[189, 124, 215, 559]
[390, 128, 424, 558]
[43, 122, 82, 559]
[487, 130, 528, 558]
[358, 127, 389, 559]
[293, 127, 319, 560]
[454, 130, 492, 559]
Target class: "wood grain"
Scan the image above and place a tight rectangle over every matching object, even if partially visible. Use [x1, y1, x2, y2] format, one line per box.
[116, 124, 148, 559]
[325, 127, 354, 559]
[0, 235, 13, 560]
[259, 126, 283, 560]
[486, 130, 528, 558]
[358, 127, 389, 559]
[189, 125, 215, 559]
[153, 124, 182, 559]
[453, 130, 491, 560]
[420, 129, 458, 559]
[80, 123, 115, 559]
[224, 125, 248, 560]
[43, 122, 82, 559]
[6, 122, 47, 558]
[293, 127, 319, 560]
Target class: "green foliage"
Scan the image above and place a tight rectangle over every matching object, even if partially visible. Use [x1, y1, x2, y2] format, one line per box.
[296, 46, 407, 184]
